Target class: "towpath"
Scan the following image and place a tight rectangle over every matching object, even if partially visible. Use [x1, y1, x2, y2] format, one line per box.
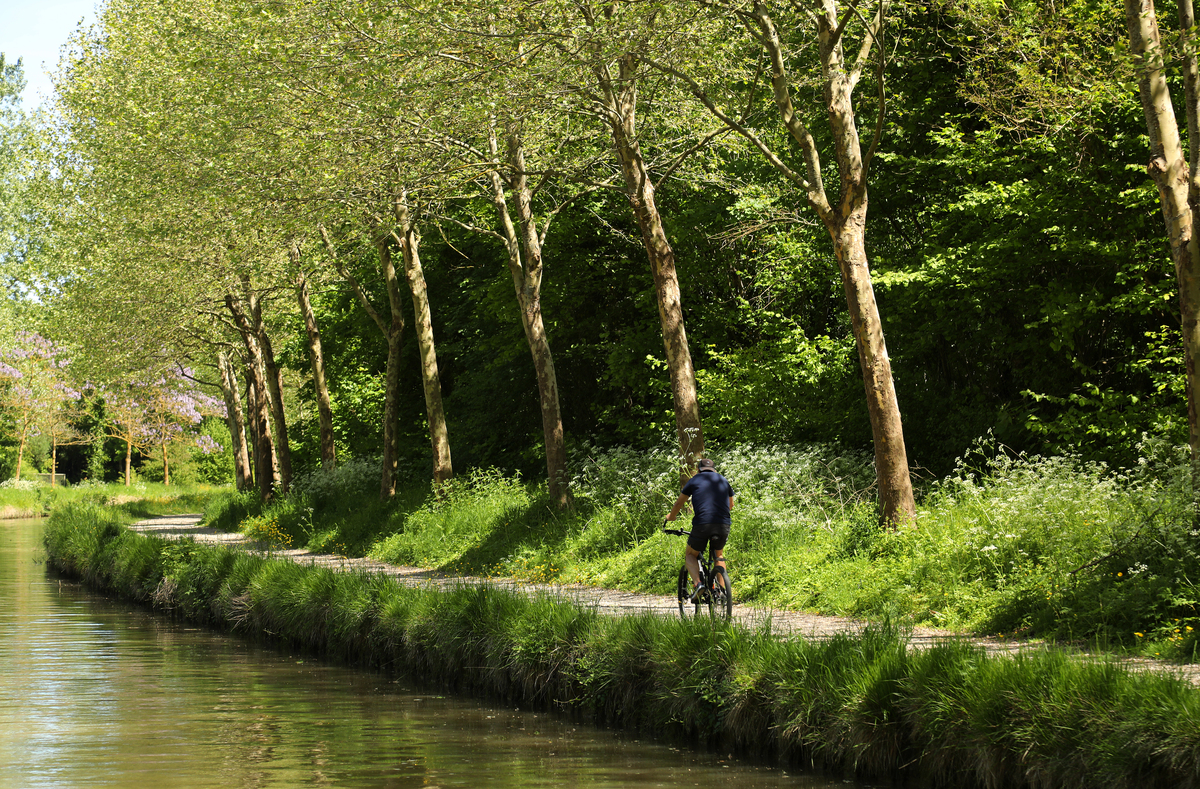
[132, 513, 1200, 684]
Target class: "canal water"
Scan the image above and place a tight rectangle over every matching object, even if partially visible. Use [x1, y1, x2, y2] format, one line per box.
[1, 519, 882, 788]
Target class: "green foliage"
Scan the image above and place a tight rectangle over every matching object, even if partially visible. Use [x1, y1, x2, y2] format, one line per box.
[200, 437, 1200, 659]
[203, 488, 263, 533]
[190, 417, 235, 484]
[41, 514, 1200, 788]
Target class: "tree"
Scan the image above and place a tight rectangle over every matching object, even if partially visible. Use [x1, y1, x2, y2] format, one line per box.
[0, 332, 81, 481]
[645, 0, 916, 524]
[1123, 0, 1200, 510]
[98, 369, 222, 486]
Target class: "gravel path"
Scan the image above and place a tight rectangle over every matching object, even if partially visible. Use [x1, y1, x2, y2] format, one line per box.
[132, 514, 1200, 684]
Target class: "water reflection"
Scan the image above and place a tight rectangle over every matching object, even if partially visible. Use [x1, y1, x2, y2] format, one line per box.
[0, 520, 880, 788]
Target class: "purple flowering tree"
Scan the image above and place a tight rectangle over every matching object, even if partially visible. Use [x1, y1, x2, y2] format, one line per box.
[102, 367, 225, 486]
[0, 332, 82, 482]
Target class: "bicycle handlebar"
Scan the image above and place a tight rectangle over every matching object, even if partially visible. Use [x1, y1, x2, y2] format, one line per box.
[662, 520, 689, 537]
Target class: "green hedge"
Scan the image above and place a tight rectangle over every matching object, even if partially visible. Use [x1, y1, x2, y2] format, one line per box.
[43, 502, 1200, 789]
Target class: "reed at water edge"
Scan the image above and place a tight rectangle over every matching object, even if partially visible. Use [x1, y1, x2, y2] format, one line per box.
[42, 500, 1200, 789]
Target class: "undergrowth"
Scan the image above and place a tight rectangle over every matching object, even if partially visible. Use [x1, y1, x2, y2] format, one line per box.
[196, 436, 1200, 659]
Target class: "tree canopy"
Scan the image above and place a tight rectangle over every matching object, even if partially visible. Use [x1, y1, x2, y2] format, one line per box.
[0, 0, 1193, 517]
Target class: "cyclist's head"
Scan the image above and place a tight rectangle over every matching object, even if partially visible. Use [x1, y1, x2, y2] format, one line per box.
[696, 458, 715, 472]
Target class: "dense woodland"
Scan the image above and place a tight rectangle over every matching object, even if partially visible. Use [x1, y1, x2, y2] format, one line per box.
[1, 0, 1198, 521]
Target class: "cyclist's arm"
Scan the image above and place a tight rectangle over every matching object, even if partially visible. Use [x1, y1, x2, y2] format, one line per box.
[666, 493, 689, 521]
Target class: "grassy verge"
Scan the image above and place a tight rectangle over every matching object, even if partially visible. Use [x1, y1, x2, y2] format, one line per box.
[1, 480, 223, 520]
[199, 438, 1200, 660]
[42, 502, 1200, 789]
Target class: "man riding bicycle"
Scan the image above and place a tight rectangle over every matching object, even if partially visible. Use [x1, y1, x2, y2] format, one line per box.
[666, 457, 735, 599]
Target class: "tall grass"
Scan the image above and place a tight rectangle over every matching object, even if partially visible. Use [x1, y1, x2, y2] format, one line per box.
[42, 507, 1200, 789]
[198, 437, 1200, 658]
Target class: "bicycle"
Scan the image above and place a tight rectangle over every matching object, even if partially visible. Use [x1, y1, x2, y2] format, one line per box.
[663, 526, 733, 621]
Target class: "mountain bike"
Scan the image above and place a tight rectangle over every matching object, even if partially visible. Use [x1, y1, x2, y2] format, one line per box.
[663, 526, 732, 621]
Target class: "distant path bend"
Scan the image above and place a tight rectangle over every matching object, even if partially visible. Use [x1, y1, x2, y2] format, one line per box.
[131, 514, 1200, 685]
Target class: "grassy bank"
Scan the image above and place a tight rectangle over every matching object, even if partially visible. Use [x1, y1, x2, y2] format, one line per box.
[201, 440, 1200, 661]
[0, 479, 221, 520]
[43, 502, 1200, 789]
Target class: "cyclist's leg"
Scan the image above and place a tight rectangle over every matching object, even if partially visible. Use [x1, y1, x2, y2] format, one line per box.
[684, 544, 703, 588]
[709, 525, 731, 588]
[711, 547, 727, 588]
[684, 527, 710, 589]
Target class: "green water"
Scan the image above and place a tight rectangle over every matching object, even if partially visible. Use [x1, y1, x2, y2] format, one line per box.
[0, 519, 881, 788]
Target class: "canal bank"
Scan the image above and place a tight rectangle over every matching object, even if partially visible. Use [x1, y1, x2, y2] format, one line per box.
[42, 502, 1200, 788]
[4, 517, 830, 789]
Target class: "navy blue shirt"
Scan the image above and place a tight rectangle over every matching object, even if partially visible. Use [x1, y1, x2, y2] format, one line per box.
[682, 470, 734, 526]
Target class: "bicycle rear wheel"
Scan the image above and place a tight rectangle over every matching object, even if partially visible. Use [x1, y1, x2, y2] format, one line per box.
[711, 567, 733, 621]
[676, 566, 704, 619]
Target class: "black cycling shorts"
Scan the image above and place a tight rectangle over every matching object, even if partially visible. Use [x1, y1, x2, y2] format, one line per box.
[686, 522, 730, 553]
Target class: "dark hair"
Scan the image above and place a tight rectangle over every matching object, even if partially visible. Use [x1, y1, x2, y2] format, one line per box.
[696, 458, 715, 471]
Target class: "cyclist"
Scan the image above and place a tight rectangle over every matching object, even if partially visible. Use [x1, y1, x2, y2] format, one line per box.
[665, 457, 735, 599]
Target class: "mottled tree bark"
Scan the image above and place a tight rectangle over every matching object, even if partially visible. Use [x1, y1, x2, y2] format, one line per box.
[227, 293, 279, 500]
[816, 2, 914, 526]
[394, 194, 453, 486]
[654, 0, 915, 523]
[1127, 0, 1200, 510]
[246, 280, 292, 494]
[218, 351, 252, 491]
[486, 122, 572, 508]
[293, 261, 337, 470]
[598, 56, 705, 474]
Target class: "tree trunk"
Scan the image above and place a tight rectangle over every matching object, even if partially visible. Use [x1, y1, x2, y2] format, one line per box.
[124, 437, 132, 487]
[394, 194, 453, 486]
[246, 279, 292, 494]
[1128, 0, 1200, 509]
[670, 1, 914, 523]
[831, 210, 914, 525]
[14, 430, 25, 482]
[245, 377, 260, 490]
[294, 263, 337, 470]
[818, 5, 916, 526]
[218, 351, 253, 492]
[51, 441, 57, 487]
[227, 294, 279, 500]
[378, 237, 406, 499]
[161, 441, 170, 486]
[487, 122, 573, 509]
[599, 58, 705, 473]
[322, 226, 406, 500]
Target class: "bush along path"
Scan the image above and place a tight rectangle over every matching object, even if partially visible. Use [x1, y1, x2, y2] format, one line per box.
[43, 503, 1200, 789]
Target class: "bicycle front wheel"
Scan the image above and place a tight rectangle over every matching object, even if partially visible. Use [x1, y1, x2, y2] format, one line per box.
[711, 567, 733, 621]
[677, 566, 703, 619]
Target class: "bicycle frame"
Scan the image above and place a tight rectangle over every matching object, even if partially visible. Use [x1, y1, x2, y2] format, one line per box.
[664, 526, 732, 621]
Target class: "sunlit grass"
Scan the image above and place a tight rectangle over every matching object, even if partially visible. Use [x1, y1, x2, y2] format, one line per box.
[184, 436, 1200, 658]
[2, 479, 223, 520]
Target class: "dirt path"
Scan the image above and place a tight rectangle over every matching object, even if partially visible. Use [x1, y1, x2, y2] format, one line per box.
[132, 514, 1200, 685]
